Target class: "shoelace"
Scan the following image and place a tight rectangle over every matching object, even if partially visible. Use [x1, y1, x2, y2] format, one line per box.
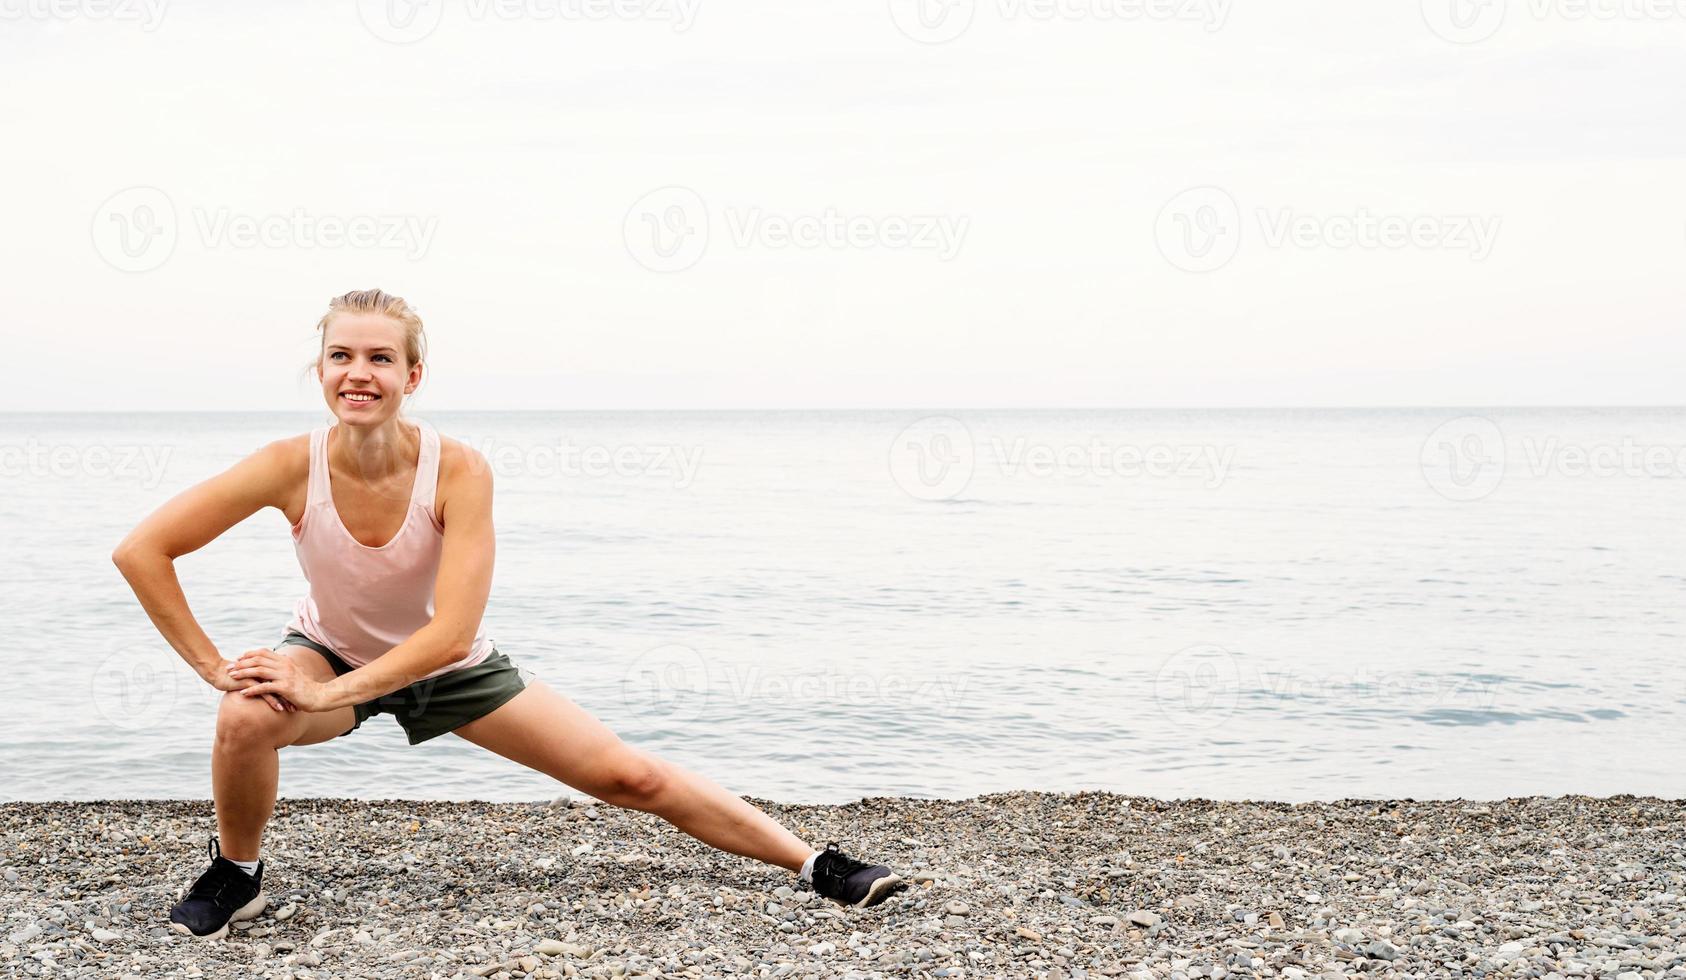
[184, 836, 246, 904]
[811, 841, 871, 891]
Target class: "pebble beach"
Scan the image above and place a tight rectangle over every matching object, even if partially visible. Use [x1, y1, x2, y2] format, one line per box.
[2, 792, 1682, 979]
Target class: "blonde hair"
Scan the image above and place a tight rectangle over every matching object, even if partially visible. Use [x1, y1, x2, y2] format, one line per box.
[302, 288, 428, 397]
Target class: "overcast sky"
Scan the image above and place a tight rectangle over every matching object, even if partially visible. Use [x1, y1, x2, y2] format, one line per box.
[2, 0, 1683, 410]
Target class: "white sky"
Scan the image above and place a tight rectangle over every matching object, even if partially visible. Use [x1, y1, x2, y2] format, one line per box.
[2, 0, 1683, 410]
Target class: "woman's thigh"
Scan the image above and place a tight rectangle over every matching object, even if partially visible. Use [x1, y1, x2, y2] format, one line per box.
[449, 680, 655, 798]
[261, 645, 359, 747]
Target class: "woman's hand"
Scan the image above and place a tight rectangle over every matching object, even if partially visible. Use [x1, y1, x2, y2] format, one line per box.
[224, 649, 335, 713]
[205, 650, 297, 714]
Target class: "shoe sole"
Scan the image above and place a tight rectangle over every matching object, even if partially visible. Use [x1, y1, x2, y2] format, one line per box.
[169, 892, 267, 941]
[855, 873, 908, 908]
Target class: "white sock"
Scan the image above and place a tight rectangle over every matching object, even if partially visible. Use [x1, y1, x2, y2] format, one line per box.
[229, 857, 261, 878]
[798, 850, 820, 884]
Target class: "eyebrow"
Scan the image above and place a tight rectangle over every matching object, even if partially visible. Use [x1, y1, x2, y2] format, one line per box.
[326, 345, 398, 353]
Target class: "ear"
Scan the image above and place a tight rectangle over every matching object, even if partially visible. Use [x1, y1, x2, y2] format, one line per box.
[406, 360, 424, 394]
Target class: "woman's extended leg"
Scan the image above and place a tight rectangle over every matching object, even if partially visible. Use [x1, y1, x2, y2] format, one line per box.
[212, 646, 358, 859]
[451, 680, 813, 873]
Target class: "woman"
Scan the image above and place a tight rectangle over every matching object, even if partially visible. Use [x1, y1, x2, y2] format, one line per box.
[112, 289, 906, 940]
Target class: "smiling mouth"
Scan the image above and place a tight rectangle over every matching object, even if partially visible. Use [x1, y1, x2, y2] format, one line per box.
[341, 392, 380, 404]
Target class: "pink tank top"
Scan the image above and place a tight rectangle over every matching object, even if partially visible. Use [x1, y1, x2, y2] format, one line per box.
[284, 417, 495, 679]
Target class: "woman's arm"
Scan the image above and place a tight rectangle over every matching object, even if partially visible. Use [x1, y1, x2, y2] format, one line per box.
[112, 438, 302, 709]
[237, 443, 496, 711]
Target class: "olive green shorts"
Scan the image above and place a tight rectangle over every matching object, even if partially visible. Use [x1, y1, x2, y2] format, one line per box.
[275, 631, 528, 745]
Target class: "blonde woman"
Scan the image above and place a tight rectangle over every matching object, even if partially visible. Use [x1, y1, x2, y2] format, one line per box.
[113, 289, 906, 940]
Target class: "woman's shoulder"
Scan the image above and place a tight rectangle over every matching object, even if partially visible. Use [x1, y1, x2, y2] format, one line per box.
[242, 432, 314, 521]
[435, 431, 492, 488]
[431, 431, 492, 526]
[254, 431, 313, 477]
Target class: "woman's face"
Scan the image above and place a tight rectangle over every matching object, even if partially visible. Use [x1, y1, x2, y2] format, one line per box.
[318, 313, 422, 426]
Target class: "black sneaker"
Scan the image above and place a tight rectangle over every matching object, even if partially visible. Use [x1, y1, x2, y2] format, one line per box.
[168, 835, 267, 940]
[808, 841, 907, 908]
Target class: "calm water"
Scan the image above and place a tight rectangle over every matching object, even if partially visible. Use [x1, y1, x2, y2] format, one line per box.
[2, 409, 1682, 803]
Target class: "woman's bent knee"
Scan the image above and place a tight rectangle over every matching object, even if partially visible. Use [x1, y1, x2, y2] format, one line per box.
[215, 692, 297, 749]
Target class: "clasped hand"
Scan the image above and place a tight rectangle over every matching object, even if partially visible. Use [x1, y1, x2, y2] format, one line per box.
[216, 649, 334, 713]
